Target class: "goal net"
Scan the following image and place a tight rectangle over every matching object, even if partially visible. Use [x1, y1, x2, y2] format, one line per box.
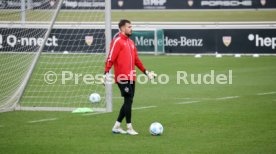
[0, 0, 112, 112]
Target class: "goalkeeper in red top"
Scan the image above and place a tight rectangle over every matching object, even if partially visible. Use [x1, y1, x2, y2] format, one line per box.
[104, 19, 156, 135]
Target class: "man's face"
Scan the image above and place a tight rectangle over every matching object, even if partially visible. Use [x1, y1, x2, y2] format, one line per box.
[121, 23, 132, 36]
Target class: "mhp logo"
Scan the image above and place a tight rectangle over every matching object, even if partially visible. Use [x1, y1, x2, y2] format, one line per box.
[143, 0, 166, 6]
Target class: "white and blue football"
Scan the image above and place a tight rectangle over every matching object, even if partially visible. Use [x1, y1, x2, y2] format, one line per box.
[89, 93, 101, 103]
[149, 122, 164, 136]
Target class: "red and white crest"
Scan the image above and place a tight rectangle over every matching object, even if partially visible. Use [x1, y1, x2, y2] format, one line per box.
[85, 36, 93, 46]
[118, 0, 124, 7]
[260, 0, 266, 6]
[222, 36, 232, 47]
[188, 0, 194, 7]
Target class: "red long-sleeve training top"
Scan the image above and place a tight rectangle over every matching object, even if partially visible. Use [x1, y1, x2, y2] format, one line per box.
[105, 33, 146, 83]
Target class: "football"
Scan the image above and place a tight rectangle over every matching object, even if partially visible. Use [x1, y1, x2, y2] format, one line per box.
[89, 93, 101, 103]
[149, 122, 164, 136]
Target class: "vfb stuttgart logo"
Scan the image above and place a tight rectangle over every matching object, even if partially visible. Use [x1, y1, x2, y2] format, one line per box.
[222, 36, 232, 47]
[187, 0, 194, 7]
[85, 36, 93, 46]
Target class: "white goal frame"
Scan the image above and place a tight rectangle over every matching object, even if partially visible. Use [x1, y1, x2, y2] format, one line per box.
[0, 0, 113, 113]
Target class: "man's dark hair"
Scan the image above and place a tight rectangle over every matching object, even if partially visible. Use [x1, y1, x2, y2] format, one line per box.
[118, 19, 131, 30]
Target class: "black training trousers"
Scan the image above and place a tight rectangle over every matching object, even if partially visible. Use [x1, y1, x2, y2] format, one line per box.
[116, 80, 135, 124]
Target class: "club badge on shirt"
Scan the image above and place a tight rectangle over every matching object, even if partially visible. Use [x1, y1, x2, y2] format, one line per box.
[124, 87, 129, 93]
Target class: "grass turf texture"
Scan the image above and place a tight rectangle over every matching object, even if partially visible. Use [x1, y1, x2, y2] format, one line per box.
[0, 55, 276, 153]
[1, 10, 276, 22]
[20, 53, 106, 108]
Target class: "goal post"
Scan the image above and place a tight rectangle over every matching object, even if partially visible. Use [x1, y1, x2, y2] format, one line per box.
[105, 0, 112, 112]
[0, 0, 112, 112]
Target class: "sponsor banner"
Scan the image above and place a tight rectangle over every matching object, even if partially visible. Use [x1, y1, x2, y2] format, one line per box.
[1, 28, 275, 54]
[0, 28, 47, 52]
[195, 0, 276, 9]
[164, 29, 215, 53]
[164, 29, 276, 53]
[217, 29, 276, 53]
[62, 0, 105, 9]
[112, 29, 164, 53]
[112, 0, 190, 9]
[0, 0, 57, 9]
[130, 31, 156, 52]
[0, 28, 105, 53]
[112, 0, 276, 9]
[2, 0, 276, 9]
[111, 29, 165, 53]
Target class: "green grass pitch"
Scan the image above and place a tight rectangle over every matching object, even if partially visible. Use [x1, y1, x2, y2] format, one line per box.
[1, 8, 276, 154]
[0, 55, 276, 153]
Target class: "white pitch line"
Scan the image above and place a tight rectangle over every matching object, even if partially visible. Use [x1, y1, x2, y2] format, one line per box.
[257, 91, 276, 96]
[82, 112, 107, 116]
[174, 97, 213, 101]
[216, 96, 240, 100]
[175, 101, 200, 105]
[133, 106, 157, 110]
[28, 118, 58, 124]
[174, 98, 192, 100]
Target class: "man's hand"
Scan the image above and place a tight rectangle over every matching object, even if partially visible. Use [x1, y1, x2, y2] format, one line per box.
[100, 73, 107, 86]
[145, 70, 157, 80]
